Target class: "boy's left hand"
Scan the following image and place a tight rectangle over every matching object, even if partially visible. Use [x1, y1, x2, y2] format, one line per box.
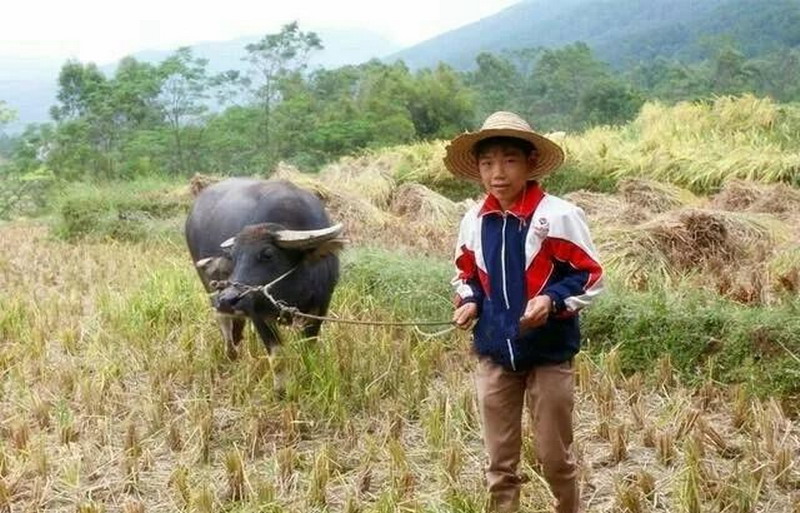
[520, 295, 552, 331]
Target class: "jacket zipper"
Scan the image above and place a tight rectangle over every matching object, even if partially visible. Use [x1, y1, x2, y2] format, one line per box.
[501, 215, 510, 309]
[501, 215, 516, 370]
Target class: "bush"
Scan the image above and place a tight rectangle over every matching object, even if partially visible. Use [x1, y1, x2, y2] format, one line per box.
[0, 167, 57, 219]
[53, 179, 190, 242]
[583, 280, 800, 399]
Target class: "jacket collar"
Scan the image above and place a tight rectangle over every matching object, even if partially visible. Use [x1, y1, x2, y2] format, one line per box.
[479, 182, 545, 220]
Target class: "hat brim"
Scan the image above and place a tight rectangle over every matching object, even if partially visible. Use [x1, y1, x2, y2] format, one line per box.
[443, 128, 565, 182]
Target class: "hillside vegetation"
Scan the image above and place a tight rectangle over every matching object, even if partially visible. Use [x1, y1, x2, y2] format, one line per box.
[392, 0, 800, 69]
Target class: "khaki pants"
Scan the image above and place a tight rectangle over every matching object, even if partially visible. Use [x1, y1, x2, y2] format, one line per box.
[475, 357, 578, 513]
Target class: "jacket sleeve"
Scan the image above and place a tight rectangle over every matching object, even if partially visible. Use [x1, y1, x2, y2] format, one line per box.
[452, 212, 485, 311]
[541, 207, 604, 316]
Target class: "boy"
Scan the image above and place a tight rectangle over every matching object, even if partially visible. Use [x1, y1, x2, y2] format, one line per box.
[445, 111, 604, 513]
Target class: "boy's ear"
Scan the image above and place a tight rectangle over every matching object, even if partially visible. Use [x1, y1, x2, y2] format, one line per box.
[527, 152, 538, 171]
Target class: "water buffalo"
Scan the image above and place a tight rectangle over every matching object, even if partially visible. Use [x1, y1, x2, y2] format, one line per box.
[185, 178, 343, 392]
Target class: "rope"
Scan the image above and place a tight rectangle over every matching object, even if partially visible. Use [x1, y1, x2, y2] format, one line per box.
[213, 264, 456, 334]
[276, 305, 455, 327]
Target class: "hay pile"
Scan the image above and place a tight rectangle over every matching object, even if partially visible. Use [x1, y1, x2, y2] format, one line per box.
[384, 183, 470, 255]
[390, 183, 460, 225]
[189, 173, 220, 197]
[270, 162, 463, 255]
[618, 178, 698, 214]
[599, 208, 792, 302]
[270, 163, 392, 245]
[643, 210, 774, 267]
[271, 162, 334, 200]
[564, 191, 627, 224]
[317, 153, 396, 208]
[711, 179, 800, 216]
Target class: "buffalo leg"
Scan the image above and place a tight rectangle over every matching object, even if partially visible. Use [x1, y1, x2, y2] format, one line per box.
[301, 294, 332, 340]
[217, 313, 245, 360]
[252, 317, 286, 397]
[301, 308, 323, 340]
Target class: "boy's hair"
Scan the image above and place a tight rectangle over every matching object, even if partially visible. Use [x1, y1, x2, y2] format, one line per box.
[472, 136, 536, 158]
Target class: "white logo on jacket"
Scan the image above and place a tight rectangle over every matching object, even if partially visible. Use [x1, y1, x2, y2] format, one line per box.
[532, 217, 550, 239]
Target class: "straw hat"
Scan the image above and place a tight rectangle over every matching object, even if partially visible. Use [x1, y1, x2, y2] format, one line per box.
[443, 111, 565, 182]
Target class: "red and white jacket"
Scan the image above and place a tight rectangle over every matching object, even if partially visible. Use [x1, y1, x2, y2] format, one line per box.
[453, 182, 604, 370]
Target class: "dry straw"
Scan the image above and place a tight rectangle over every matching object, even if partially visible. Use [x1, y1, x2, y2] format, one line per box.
[562, 95, 800, 191]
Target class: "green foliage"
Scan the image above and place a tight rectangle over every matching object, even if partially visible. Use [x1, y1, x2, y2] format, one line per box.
[466, 44, 645, 131]
[582, 280, 800, 398]
[202, 106, 262, 174]
[157, 47, 211, 175]
[270, 60, 473, 170]
[8, 19, 799, 192]
[0, 167, 55, 219]
[238, 22, 324, 168]
[53, 179, 189, 241]
[0, 100, 15, 132]
[541, 161, 619, 196]
[467, 52, 527, 121]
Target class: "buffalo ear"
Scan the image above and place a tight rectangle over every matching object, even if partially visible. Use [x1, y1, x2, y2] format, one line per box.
[196, 257, 214, 269]
[196, 256, 234, 282]
[306, 237, 348, 262]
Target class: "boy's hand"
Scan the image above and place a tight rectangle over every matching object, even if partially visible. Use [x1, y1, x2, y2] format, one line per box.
[453, 302, 478, 329]
[520, 295, 552, 331]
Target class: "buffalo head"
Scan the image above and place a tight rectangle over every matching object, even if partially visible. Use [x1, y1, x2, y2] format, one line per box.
[212, 222, 345, 316]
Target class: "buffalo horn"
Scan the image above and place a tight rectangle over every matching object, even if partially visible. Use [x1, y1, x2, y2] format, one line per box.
[274, 223, 343, 249]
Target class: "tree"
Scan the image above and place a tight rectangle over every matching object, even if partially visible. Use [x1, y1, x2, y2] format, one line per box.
[49, 57, 164, 178]
[526, 43, 611, 129]
[157, 47, 210, 174]
[465, 52, 524, 123]
[756, 47, 800, 101]
[0, 100, 16, 138]
[577, 79, 643, 127]
[50, 61, 107, 122]
[240, 22, 322, 168]
[407, 64, 474, 139]
[710, 46, 758, 95]
[112, 57, 162, 129]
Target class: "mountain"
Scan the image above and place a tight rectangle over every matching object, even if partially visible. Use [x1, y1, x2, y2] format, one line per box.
[104, 27, 401, 75]
[389, 0, 800, 70]
[0, 28, 400, 132]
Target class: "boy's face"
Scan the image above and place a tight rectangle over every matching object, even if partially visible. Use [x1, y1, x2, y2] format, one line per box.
[477, 143, 534, 208]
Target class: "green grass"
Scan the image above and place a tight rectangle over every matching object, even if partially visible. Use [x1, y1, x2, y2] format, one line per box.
[339, 247, 454, 323]
[583, 278, 800, 400]
[541, 161, 619, 196]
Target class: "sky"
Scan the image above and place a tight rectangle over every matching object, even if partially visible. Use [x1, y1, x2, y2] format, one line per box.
[1, 0, 520, 64]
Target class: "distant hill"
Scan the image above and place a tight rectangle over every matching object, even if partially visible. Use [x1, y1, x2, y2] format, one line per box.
[389, 0, 800, 70]
[0, 28, 400, 131]
[106, 27, 401, 75]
